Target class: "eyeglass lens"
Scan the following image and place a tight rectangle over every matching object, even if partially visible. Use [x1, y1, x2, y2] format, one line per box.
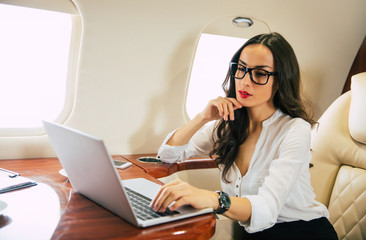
[230, 63, 270, 85]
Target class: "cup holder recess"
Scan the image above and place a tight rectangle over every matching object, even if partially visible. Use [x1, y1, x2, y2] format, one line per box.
[138, 157, 162, 163]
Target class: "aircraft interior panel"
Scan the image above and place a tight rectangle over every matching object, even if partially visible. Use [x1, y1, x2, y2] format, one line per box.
[0, 0, 365, 160]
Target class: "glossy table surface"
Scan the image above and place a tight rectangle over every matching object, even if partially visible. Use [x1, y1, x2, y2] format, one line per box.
[0, 155, 217, 239]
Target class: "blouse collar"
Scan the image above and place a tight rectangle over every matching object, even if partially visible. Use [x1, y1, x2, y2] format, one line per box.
[262, 108, 284, 127]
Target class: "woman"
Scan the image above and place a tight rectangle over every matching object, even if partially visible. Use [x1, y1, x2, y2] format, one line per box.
[150, 32, 338, 239]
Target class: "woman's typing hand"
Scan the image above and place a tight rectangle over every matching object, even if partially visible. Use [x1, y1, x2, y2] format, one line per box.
[150, 179, 219, 213]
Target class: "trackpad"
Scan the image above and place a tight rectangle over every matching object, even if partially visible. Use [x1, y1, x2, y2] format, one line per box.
[122, 178, 161, 200]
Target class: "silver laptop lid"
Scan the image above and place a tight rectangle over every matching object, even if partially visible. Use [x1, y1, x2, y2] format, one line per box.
[42, 121, 139, 226]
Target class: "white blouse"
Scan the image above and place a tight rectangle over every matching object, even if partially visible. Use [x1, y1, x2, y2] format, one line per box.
[157, 109, 329, 233]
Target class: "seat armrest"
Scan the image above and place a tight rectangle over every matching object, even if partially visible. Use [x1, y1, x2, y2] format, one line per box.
[177, 158, 217, 171]
[121, 154, 217, 179]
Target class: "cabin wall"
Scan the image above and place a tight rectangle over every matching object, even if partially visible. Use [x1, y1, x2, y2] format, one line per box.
[0, 0, 365, 159]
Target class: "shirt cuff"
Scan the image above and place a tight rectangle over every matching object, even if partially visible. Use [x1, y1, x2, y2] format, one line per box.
[239, 195, 277, 233]
[157, 129, 187, 163]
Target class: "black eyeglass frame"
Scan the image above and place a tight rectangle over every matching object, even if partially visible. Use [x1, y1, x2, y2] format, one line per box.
[229, 62, 278, 85]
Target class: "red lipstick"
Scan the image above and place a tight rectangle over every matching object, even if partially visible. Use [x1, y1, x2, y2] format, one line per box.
[239, 90, 251, 99]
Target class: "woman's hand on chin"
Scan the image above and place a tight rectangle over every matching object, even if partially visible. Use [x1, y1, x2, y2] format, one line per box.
[200, 97, 242, 122]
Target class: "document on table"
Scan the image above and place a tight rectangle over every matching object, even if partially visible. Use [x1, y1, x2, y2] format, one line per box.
[0, 168, 37, 194]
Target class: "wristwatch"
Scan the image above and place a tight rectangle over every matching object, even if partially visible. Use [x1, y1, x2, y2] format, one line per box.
[214, 191, 231, 214]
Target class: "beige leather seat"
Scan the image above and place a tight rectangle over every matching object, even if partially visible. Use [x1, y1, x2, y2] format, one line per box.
[310, 72, 366, 239]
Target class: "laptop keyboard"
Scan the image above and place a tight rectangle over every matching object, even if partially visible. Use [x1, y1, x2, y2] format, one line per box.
[125, 187, 180, 220]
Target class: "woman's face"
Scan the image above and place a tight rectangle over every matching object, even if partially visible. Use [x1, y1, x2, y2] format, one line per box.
[235, 44, 276, 112]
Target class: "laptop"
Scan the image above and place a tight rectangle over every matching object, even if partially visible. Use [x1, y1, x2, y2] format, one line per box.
[42, 121, 212, 227]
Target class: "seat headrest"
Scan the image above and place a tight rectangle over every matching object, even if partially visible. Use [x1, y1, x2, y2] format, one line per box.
[349, 72, 366, 144]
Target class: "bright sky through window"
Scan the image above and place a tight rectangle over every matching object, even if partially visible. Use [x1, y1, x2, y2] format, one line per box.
[185, 33, 247, 119]
[0, 4, 72, 128]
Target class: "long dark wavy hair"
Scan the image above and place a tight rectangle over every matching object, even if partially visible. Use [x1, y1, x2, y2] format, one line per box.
[209, 32, 316, 183]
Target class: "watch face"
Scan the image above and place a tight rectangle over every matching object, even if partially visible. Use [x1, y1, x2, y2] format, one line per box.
[220, 192, 231, 209]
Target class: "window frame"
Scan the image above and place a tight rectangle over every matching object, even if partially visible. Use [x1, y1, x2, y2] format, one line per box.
[0, 4, 81, 136]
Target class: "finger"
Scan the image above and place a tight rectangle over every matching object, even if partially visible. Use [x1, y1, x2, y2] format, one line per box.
[156, 187, 187, 212]
[215, 101, 224, 118]
[224, 98, 243, 120]
[150, 187, 166, 210]
[227, 102, 235, 121]
[150, 187, 163, 207]
[168, 196, 190, 211]
[158, 192, 180, 212]
[221, 101, 229, 121]
[150, 179, 181, 208]
[214, 97, 227, 120]
[153, 187, 175, 212]
[156, 181, 194, 212]
[220, 98, 236, 121]
[167, 188, 205, 211]
[151, 181, 186, 211]
[226, 98, 243, 110]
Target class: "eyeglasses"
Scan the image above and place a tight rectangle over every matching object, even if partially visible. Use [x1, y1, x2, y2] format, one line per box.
[229, 62, 277, 85]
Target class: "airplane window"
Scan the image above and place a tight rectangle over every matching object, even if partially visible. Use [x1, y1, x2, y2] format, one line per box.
[0, 4, 76, 131]
[185, 33, 247, 119]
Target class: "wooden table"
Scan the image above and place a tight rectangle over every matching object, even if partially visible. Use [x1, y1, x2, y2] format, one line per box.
[0, 155, 217, 239]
